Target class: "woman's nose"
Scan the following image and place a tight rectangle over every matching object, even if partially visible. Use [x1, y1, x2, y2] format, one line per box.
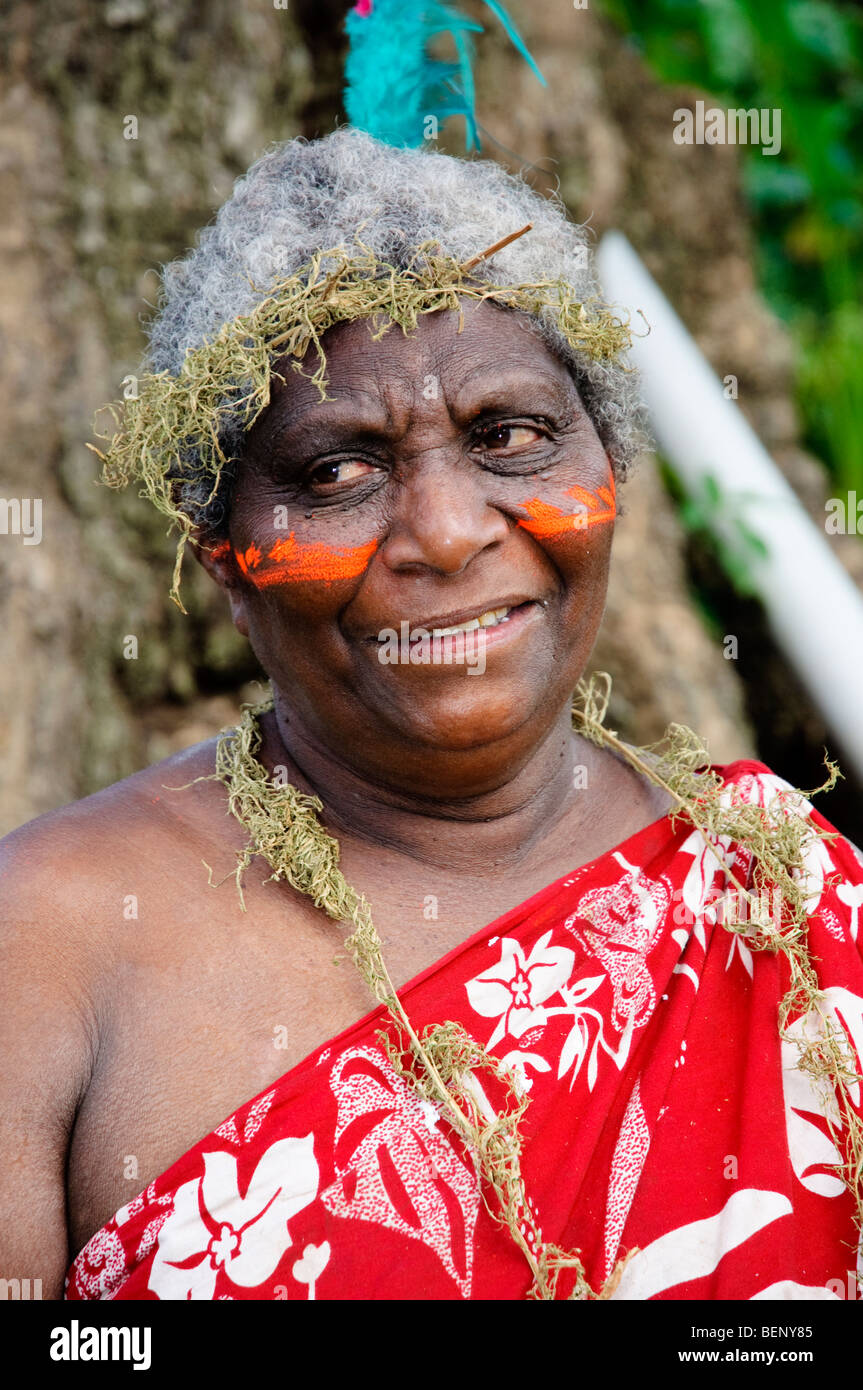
[379, 458, 511, 576]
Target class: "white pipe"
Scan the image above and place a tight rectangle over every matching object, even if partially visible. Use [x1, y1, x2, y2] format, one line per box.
[596, 229, 863, 785]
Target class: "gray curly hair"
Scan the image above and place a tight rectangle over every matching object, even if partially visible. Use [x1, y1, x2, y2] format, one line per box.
[147, 127, 643, 534]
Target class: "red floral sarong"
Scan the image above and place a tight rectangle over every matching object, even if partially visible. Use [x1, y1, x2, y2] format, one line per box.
[66, 762, 863, 1301]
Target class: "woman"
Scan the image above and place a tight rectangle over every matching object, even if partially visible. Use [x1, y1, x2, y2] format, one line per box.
[1, 130, 861, 1301]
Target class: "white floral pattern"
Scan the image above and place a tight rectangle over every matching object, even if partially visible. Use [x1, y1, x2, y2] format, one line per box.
[292, 1241, 331, 1300]
[465, 931, 575, 1048]
[465, 933, 611, 1090]
[603, 1078, 650, 1280]
[611, 1190, 793, 1300]
[148, 1133, 319, 1299]
[69, 1227, 128, 1301]
[320, 1046, 480, 1298]
[781, 986, 863, 1199]
[564, 852, 670, 1031]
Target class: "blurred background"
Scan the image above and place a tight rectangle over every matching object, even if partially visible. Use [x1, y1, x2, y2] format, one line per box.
[1, 0, 862, 837]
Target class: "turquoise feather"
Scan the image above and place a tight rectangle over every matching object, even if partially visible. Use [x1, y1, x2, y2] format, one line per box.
[343, 0, 545, 151]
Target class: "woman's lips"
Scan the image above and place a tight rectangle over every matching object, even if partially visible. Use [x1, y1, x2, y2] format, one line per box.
[366, 593, 541, 640]
[369, 599, 544, 659]
[425, 599, 540, 648]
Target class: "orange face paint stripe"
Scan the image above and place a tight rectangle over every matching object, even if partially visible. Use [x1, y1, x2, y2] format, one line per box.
[565, 482, 604, 511]
[234, 534, 378, 586]
[518, 501, 616, 536]
[234, 543, 262, 579]
[517, 467, 617, 538]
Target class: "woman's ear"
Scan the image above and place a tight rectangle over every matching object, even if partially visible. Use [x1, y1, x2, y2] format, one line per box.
[191, 531, 250, 638]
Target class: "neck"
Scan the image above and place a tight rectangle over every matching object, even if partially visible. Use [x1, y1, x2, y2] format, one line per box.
[257, 699, 606, 875]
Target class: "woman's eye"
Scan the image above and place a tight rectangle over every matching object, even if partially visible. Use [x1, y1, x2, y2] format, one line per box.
[476, 423, 544, 451]
[307, 459, 380, 491]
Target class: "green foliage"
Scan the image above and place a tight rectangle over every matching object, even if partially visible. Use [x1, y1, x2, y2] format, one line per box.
[660, 461, 770, 599]
[797, 290, 863, 493]
[599, 0, 863, 493]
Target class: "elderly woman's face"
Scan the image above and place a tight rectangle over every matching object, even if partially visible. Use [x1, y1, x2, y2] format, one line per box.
[218, 300, 615, 792]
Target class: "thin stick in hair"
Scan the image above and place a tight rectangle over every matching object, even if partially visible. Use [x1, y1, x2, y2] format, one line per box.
[461, 222, 532, 271]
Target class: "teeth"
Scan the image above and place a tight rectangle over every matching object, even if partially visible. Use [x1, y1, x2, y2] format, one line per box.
[375, 606, 518, 642]
[431, 606, 511, 638]
[479, 606, 511, 628]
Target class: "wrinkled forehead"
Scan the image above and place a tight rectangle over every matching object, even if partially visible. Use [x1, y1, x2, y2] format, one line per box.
[254, 299, 581, 443]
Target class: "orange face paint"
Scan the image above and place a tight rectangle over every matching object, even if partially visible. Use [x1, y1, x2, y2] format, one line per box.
[234, 533, 378, 587]
[517, 466, 616, 538]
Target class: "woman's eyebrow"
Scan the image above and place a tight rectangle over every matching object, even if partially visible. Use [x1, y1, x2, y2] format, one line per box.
[252, 391, 397, 451]
[450, 370, 577, 418]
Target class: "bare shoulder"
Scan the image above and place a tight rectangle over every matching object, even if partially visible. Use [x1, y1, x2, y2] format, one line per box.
[0, 730, 237, 1042]
[0, 737, 227, 917]
[0, 732, 236, 1120]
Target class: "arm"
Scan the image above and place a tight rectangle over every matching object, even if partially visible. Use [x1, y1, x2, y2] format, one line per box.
[0, 826, 100, 1300]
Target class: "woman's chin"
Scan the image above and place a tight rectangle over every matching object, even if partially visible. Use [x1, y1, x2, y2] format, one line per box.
[371, 676, 562, 755]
